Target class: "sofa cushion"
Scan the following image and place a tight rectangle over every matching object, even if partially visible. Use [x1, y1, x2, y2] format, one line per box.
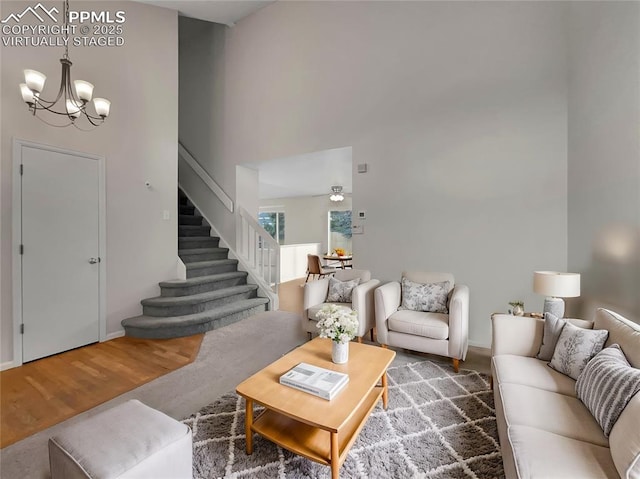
[577, 344, 640, 437]
[594, 308, 640, 368]
[492, 355, 576, 397]
[549, 321, 608, 380]
[498, 383, 608, 447]
[307, 302, 352, 321]
[537, 313, 566, 361]
[388, 309, 449, 340]
[326, 276, 360, 302]
[508, 426, 619, 479]
[401, 277, 449, 313]
[609, 393, 640, 479]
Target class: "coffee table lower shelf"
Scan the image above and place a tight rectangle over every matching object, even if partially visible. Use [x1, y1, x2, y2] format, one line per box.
[251, 386, 383, 469]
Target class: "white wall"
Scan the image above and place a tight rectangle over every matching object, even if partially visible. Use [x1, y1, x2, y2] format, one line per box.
[205, 1, 569, 347]
[1, 1, 179, 365]
[567, 2, 640, 321]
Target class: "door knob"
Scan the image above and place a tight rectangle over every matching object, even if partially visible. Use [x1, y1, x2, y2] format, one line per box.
[88, 257, 100, 264]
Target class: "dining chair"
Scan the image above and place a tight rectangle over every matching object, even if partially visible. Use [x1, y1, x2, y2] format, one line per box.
[305, 254, 337, 283]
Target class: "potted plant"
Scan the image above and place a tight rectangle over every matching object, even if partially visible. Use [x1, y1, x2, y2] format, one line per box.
[509, 301, 525, 316]
[315, 304, 359, 363]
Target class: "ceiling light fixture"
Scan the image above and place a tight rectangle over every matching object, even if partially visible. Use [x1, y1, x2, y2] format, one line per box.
[329, 185, 344, 202]
[19, 0, 111, 130]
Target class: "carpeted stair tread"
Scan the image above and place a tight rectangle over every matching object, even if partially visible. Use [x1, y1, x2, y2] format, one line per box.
[186, 259, 238, 269]
[179, 214, 204, 225]
[159, 271, 246, 289]
[178, 237, 220, 249]
[178, 225, 211, 236]
[121, 298, 269, 338]
[141, 285, 258, 307]
[178, 247, 228, 255]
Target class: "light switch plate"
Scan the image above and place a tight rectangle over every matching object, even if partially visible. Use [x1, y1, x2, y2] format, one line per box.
[357, 163, 368, 173]
[358, 210, 366, 220]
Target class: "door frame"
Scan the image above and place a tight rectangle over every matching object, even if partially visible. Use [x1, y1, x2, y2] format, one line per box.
[12, 138, 106, 366]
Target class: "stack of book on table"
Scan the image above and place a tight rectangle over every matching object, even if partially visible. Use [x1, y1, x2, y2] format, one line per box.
[279, 362, 349, 400]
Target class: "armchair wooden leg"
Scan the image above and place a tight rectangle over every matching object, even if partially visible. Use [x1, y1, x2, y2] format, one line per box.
[452, 358, 460, 373]
[305, 273, 311, 283]
[381, 344, 388, 349]
[357, 336, 363, 343]
[370, 328, 375, 343]
[308, 332, 312, 341]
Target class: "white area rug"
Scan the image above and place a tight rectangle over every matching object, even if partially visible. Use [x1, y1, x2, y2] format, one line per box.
[183, 359, 504, 478]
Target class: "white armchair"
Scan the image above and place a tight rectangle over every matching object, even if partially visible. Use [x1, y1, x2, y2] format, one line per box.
[302, 269, 380, 342]
[374, 271, 469, 372]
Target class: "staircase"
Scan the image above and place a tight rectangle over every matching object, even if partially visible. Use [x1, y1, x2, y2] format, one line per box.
[121, 190, 269, 339]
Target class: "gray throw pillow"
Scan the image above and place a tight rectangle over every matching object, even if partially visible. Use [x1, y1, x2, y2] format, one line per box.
[401, 278, 449, 313]
[576, 344, 640, 437]
[537, 312, 566, 361]
[326, 276, 360, 303]
[549, 322, 608, 380]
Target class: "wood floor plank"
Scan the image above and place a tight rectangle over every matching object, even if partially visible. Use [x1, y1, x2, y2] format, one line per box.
[0, 334, 203, 448]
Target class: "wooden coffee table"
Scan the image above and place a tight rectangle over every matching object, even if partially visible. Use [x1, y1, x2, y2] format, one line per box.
[236, 338, 395, 479]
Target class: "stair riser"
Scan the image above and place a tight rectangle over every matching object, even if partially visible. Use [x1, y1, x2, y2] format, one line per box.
[179, 216, 203, 226]
[179, 251, 228, 263]
[143, 289, 258, 317]
[187, 262, 238, 278]
[122, 304, 268, 339]
[160, 276, 247, 297]
[178, 237, 220, 249]
[179, 226, 211, 237]
[179, 206, 195, 215]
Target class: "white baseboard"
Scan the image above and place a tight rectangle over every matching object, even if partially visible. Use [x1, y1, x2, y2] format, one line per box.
[468, 340, 490, 350]
[1, 360, 17, 371]
[104, 330, 125, 341]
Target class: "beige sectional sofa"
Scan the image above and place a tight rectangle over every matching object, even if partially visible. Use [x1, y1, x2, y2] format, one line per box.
[491, 308, 640, 479]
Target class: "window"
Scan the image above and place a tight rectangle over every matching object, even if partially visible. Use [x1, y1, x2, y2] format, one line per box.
[328, 210, 352, 253]
[258, 212, 285, 244]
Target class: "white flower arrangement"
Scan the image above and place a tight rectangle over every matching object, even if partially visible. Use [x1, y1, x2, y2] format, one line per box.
[315, 304, 359, 344]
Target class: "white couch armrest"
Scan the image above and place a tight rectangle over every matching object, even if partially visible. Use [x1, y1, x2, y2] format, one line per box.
[448, 284, 469, 361]
[491, 314, 544, 358]
[351, 279, 381, 338]
[374, 281, 401, 345]
[303, 279, 329, 319]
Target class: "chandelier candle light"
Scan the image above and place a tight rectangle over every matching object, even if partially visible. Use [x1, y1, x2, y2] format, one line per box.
[19, 0, 111, 129]
[533, 271, 581, 318]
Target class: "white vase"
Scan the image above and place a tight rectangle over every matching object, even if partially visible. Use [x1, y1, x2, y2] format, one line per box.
[332, 341, 349, 364]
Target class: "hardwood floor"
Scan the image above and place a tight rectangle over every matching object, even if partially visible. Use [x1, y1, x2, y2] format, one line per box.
[0, 334, 203, 448]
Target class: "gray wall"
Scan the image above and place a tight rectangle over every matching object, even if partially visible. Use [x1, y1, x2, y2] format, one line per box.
[567, 2, 640, 322]
[1, 1, 179, 366]
[181, 1, 570, 347]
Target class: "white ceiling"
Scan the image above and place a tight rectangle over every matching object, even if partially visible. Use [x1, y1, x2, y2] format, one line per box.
[133, 0, 274, 26]
[244, 147, 353, 200]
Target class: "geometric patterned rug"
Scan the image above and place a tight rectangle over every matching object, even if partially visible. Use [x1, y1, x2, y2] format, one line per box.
[182, 360, 504, 479]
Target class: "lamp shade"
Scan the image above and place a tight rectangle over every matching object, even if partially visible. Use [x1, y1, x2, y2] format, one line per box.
[74, 80, 94, 102]
[533, 271, 580, 298]
[93, 98, 111, 118]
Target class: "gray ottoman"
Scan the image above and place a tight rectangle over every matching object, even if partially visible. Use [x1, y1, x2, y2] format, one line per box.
[49, 400, 192, 479]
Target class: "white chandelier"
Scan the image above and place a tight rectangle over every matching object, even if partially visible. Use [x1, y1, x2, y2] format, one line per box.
[19, 0, 111, 129]
[329, 186, 344, 202]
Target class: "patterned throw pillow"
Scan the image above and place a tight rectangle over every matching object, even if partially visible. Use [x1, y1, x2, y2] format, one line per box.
[401, 278, 450, 314]
[576, 344, 640, 437]
[537, 312, 567, 361]
[549, 321, 608, 380]
[326, 277, 360, 303]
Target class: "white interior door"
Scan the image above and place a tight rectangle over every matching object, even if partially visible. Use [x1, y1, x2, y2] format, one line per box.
[21, 145, 100, 362]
